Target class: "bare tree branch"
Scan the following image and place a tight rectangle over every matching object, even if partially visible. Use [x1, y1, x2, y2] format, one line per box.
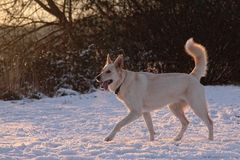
[0, 23, 56, 52]
[69, 0, 72, 23]
[33, 0, 54, 16]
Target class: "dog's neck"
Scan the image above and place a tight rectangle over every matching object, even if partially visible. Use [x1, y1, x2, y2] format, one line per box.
[115, 70, 127, 94]
[109, 70, 127, 94]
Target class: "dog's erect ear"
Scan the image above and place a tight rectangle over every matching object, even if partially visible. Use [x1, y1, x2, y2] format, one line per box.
[114, 54, 124, 69]
[106, 54, 112, 64]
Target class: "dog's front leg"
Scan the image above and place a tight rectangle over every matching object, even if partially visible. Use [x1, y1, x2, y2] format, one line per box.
[105, 112, 141, 141]
[143, 112, 155, 141]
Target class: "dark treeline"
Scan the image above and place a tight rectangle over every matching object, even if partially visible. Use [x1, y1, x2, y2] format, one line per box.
[0, 0, 239, 100]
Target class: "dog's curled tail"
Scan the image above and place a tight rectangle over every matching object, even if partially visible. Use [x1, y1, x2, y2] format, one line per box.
[185, 38, 208, 80]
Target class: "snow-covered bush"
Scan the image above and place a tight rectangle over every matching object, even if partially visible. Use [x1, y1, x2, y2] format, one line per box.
[55, 88, 79, 97]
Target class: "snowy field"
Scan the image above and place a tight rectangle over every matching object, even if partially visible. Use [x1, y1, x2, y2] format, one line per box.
[0, 86, 240, 160]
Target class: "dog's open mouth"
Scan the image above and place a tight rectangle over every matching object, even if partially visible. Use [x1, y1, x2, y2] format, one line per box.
[100, 80, 113, 90]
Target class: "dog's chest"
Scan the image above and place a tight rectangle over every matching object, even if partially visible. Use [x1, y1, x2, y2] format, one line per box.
[116, 94, 125, 102]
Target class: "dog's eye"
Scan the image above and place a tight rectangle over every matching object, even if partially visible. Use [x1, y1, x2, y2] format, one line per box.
[106, 70, 111, 74]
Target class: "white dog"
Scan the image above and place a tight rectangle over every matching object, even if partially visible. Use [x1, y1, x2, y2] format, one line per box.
[96, 38, 213, 141]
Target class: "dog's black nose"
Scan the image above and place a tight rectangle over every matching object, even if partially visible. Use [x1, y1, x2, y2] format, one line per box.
[95, 75, 101, 82]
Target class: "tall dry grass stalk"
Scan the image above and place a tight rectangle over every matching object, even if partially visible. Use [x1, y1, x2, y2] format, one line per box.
[0, 57, 22, 99]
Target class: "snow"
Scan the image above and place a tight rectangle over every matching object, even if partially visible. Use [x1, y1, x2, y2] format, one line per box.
[0, 86, 240, 159]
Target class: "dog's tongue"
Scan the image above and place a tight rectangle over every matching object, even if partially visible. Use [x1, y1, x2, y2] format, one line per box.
[101, 81, 109, 90]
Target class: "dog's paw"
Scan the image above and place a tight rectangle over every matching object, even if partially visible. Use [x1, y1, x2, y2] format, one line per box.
[149, 137, 154, 141]
[208, 136, 214, 141]
[104, 136, 113, 142]
[173, 136, 182, 141]
[149, 134, 155, 141]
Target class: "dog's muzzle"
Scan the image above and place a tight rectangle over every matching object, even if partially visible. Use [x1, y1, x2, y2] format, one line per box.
[100, 80, 113, 90]
[95, 75, 113, 90]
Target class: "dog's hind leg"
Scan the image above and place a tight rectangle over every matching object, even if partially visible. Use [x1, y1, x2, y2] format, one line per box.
[169, 101, 189, 141]
[187, 89, 214, 140]
[143, 112, 155, 141]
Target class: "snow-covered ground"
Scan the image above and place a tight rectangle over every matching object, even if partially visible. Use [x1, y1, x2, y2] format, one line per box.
[0, 86, 240, 159]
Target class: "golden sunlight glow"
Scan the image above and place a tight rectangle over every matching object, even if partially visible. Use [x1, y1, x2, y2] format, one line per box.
[0, 122, 38, 147]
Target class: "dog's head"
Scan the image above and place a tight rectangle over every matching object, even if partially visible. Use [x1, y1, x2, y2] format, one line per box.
[96, 54, 124, 90]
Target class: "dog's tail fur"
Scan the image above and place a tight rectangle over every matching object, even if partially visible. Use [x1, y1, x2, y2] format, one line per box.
[185, 38, 208, 80]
